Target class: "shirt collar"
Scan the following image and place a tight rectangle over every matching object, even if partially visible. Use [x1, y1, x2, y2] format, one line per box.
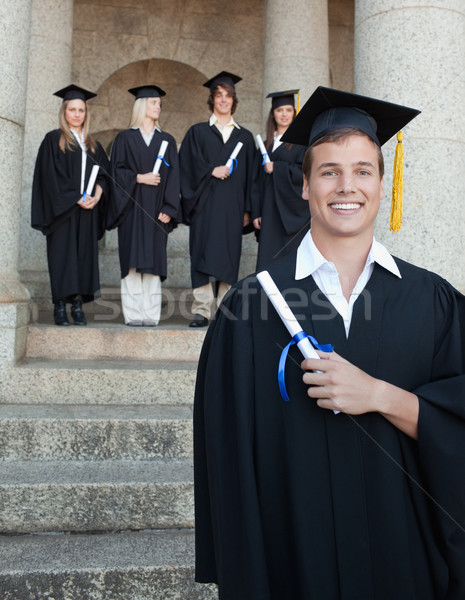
[209, 114, 240, 129]
[131, 125, 161, 133]
[295, 231, 402, 280]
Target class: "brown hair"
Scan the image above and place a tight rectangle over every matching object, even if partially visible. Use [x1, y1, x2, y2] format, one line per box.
[302, 128, 384, 181]
[265, 106, 296, 149]
[58, 100, 97, 153]
[207, 83, 238, 115]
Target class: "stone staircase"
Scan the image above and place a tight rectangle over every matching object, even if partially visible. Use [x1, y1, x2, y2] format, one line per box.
[0, 294, 218, 599]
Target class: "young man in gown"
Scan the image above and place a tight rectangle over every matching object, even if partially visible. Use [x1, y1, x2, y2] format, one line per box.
[194, 87, 465, 600]
[179, 72, 256, 327]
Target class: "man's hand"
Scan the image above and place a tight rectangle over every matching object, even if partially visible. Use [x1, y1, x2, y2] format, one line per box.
[137, 172, 161, 186]
[302, 351, 419, 439]
[212, 165, 230, 179]
[158, 212, 172, 224]
[253, 217, 262, 229]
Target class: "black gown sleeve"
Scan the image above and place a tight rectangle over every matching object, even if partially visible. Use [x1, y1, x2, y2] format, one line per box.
[31, 130, 82, 235]
[416, 281, 465, 599]
[194, 285, 271, 599]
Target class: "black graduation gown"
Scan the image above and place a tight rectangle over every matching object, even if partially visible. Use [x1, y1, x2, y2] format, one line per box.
[179, 122, 256, 288]
[251, 142, 310, 270]
[31, 129, 110, 303]
[194, 252, 465, 600]
[107, 128, 181, 279]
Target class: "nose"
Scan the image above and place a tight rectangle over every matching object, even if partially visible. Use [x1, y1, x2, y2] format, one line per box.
[337, 173, 355, 194]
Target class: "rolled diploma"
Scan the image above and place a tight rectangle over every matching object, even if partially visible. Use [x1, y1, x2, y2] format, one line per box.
[153, 140, 169, 174]
[256, 270, 339, 413]
[85, 165, 100, 196]
[256, 134, 270, 164]
[225, 142, 243, 170]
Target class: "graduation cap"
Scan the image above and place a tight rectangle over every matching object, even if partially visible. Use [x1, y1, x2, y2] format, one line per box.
[266, 90, 299, 109]
[203, 71, 242, 91]
[53, 84, 97, 102]
[282, 86, 421, 232]
[128, 85, 166, 99]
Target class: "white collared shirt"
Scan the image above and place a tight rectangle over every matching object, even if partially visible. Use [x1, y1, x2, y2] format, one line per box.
[272, 132, 283, 153]
[209, 114, 240, 143]
[295, 231, 401, 337]
[133, 125, 161, 146]
[71, 129, 86, 194]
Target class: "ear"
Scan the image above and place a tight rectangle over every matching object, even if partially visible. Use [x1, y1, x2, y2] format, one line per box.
[302, 176, 310, 200]
[379, 177, 385, 200]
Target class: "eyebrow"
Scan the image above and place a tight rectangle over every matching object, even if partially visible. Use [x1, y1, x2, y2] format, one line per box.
[316, 160, 375, 169]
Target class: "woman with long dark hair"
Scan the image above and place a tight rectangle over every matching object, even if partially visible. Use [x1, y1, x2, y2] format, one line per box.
[31, 84, 109, 326]
[252, 90, 310, 270]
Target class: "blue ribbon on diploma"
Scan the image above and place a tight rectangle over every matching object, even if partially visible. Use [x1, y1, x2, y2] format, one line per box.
[228, 158, 238, 175]
[157, 155, 170, 168]
[261, 153, 268, 166]
[278, 331, 333, 402]
[82, 192, 87, 203]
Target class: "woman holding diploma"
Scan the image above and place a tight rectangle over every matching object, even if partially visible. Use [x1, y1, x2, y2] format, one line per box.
[252, 90, 310, 270]
[107, 85, 181, 326]
[31, 84, 110, 326]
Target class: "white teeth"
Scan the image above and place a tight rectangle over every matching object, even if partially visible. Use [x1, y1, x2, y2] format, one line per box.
[331, 203, 360, 210]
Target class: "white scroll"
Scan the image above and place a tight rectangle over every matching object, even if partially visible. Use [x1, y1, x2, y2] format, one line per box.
[225, 142, 243, 171]
[83, 165, 100, 201]
[256, 134, 270, 164]
[153, 140, 169, 174]
[257, 270, 339, 413]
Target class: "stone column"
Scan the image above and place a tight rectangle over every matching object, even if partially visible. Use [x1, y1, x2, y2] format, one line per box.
[263, 0, 330, 117]
[19, 0, 74, 306]
[0, 0, 33, 368]
[355, 0, 465, 291]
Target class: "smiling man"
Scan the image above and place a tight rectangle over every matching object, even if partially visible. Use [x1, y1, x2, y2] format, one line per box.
[179, 72, 256, 327]
[194, 87, 465, 599]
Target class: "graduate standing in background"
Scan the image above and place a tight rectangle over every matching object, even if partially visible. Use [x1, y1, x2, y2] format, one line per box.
[194, 87, 465, 599]
[179, 72, 256, 328]
[107, 85, 181, 327]
[31, 84, 110, 326]
[252, 90, 310, 270]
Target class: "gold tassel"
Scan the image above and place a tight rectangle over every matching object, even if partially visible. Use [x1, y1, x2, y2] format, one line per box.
[296, 91, 301, 114]
[390, 131, 404, 232]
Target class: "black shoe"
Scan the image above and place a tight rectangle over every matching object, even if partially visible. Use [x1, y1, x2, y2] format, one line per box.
[71, 295, 87, 326]
[54, 300, 70, 326]
[189, 314, 209, 328]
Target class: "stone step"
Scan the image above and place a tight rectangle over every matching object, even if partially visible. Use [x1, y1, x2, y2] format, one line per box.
[0, 404, 193, 460]
[0, 529, 218, 599]
[0, 358, 197, 405]
[0, 459, 194, 533]
[25, 321, 207, 362]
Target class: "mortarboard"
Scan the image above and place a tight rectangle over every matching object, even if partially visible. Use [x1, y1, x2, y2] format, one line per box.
[53, 84, 97, 102]
[266, 89, 299, 110]
[128, 85, 166, 99]
[282, 86, 421, 232]
[203, 71, 242, 91]
[282, 86, 420, 148]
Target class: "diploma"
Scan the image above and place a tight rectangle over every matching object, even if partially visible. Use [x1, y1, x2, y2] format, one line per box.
[153, 140, 169, 174]
[225, 142, 243, 172]
[82, 165, 99, 202]
[256, 134, 270, 164]
[257, 270, 339, 413]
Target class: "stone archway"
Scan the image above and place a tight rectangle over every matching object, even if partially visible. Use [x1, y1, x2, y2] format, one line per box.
[90, 58, 208, 152]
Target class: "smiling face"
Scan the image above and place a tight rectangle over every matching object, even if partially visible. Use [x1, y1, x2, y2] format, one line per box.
[145, 97, 161, 122]
[273, 105, 295, 131]
[302, 133, 385, 244]
[212, 86, 234, 117]
[64, 99, 86, 131]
